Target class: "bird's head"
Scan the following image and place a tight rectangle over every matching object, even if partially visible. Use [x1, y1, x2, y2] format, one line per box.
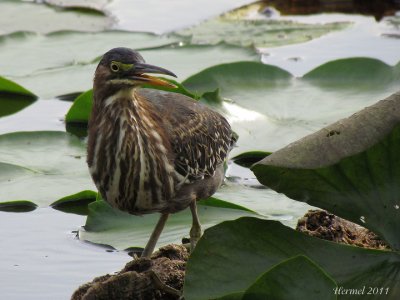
[94, 47, 177, 95]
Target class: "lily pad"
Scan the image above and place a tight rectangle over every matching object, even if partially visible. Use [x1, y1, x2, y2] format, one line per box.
[0, 131, 95, 206]
[0, 1, 109, 35]
[44, 0, 108, 15]
[51, 190, 97, 215]
[241, 255, 337, 300]
[232, 151, 271, 168]
[252, 91, 400, 250]
[175, 2, 350, 48]
[0, 76, 37, 118]
[0, 200, 37, 213]
[79, 197, 259, 250]
[182, 58, 400, 156]
[184, 217, 400, 300]
[304, 57, 400, 85]
[0, 76, 36, 97]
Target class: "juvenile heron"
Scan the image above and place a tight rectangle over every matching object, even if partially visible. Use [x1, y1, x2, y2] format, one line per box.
[87, 47, 235, 257]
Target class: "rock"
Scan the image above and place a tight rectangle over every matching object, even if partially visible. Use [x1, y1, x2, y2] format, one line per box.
[71, 244, 188, 300]
[296, 210, 389, 250]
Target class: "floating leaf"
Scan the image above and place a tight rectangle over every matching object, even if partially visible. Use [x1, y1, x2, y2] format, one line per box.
[232, 151, 271, 168]
[304, 57, 400, 86]
[79, 198, 259, 250]
[51, 190, 97, 215]
[0, 1, 109, 35]
[184, 218, 400, 300]
[65, 90, 93, 125]
[0, 75, 37, 118]
[175, 4, 350, 48]
[252, 91, 400, 250]
[183, 61, 292, 96]
[0, 200, 37, 213]
[181, 59, 400, 156]
[241, 255, 337, 300]
[0, 76, 36, 97]
[44, 0, 108, 15]
[0, 131, 95, 206]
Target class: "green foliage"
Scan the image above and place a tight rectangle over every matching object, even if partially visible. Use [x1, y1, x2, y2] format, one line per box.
[252, 92, 400, 250]
[0, 76, 37, 118]
[0, 200, 37, 213]
[51, 190, 97, 215]
[241, 256, 337, 300]
[65, 89, 93, 124]
[184, 218, 400, 300]
[304, 57, 400, 84]
[232, 151, 271, 168]
[183, 61, 292, 96]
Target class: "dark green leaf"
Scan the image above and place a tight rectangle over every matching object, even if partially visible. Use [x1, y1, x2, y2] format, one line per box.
[198, 197, 256, 213]
[183, 61, 292, 96]
[0, 76, 36, 97]
[0, 200, 37, 213]
[184, 218, 400, 300]
[252, 92, 400, 250]
[242, 255, 337, 300]
[51, 190, 97, 215]
[142, 78, 198, 99]
[65, 89, 93, 125]
[232, 151, 272, 168]
[304, 57, 400, 85]
[0, 76, 37, 117]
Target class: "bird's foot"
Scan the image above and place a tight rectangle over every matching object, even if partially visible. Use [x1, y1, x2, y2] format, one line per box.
[149, 270, 182, 298]
[189, 225, 202, 252]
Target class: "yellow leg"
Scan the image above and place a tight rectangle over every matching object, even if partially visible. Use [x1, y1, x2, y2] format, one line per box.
[189, 201, 202, 252]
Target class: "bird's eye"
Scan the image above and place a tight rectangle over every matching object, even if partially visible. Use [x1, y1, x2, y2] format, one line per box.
[110, 62, 120, 72]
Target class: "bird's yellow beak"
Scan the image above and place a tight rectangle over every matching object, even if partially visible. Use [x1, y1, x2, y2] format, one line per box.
[139, 74, 178, 88]
[130, 63, 178, 88]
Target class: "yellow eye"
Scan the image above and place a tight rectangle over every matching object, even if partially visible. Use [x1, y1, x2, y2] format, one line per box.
[110, 62, 120, 72]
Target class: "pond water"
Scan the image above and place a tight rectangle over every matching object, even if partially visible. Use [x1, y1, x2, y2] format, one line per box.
[0, 0, 399, 299]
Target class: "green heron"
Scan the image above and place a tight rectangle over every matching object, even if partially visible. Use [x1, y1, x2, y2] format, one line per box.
[87, 47, 235, 257]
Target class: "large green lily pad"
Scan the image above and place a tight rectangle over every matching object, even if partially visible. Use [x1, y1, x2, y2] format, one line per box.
[0, 131, 95, 206]
[183, 58, 400, 156]
[184, 218, 400, 300]
[241, 255, 337, 300]
[79, 198, 259, 250]
[252, 91, 400, 250]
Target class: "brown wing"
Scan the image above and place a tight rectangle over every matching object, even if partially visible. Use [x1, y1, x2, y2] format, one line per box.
[138, 89, 235, 181]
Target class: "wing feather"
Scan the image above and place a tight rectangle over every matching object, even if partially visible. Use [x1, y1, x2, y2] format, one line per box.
[138, 89, 235, 182]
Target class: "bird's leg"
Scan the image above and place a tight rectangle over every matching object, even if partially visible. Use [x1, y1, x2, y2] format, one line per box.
[142, 213, 169, 258]
[189, 200, 202, 252]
